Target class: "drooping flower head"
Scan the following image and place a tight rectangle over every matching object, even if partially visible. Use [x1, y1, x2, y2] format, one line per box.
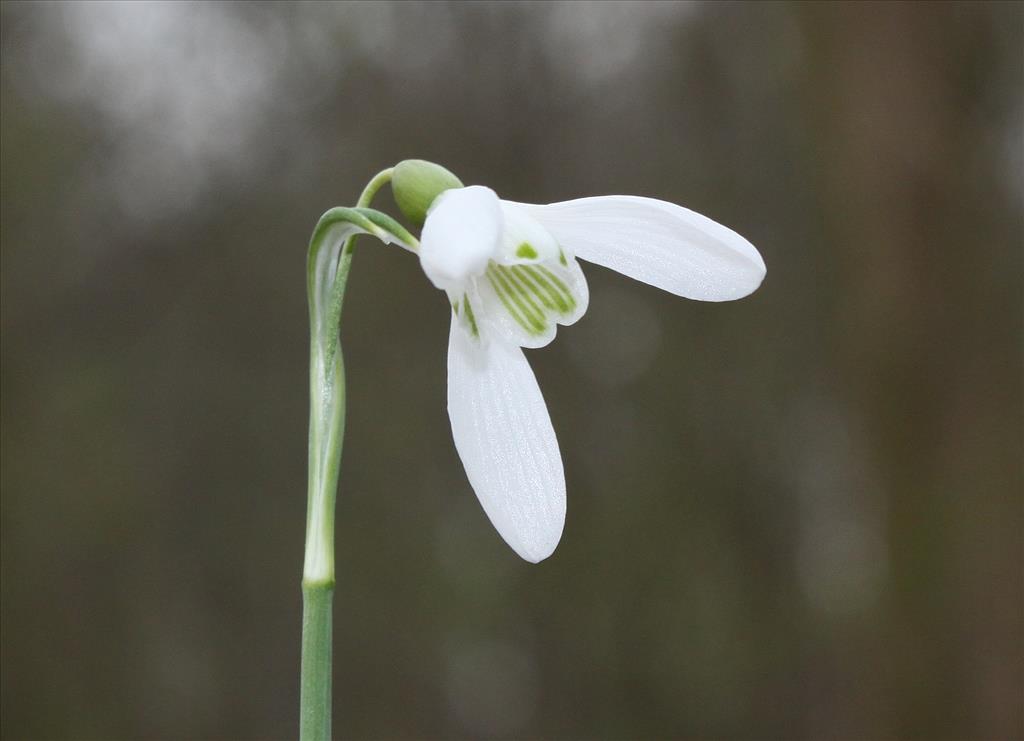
[391, 160, 765, 562]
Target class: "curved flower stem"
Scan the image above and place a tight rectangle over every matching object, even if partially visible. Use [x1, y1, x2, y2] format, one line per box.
[300, 168, 394, 741]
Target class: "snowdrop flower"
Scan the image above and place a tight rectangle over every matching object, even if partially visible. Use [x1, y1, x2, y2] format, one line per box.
[297, 161, 764, 740]
[390, 161, 766, 563]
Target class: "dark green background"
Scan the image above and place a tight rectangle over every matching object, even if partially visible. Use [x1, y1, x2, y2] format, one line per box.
[2, 2, 1021, 739]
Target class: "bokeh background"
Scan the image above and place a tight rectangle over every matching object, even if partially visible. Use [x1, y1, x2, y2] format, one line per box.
[2, 2, 1021, 740]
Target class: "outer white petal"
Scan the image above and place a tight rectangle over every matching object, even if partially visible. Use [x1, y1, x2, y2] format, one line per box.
[447, 315, 566, 562]
[420, 186, 503, 292]
[513, 196, 766, 301]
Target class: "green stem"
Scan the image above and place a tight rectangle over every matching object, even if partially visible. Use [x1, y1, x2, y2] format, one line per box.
[300, 583, 333, 740]
[300, 168, 393, 741]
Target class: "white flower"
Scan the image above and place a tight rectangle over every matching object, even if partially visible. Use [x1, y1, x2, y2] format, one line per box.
[418, 185, 765, 563]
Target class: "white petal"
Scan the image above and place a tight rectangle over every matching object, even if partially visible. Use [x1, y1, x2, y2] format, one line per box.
[547, 254, 590, 328]
[495, 202, 561, 264]
[474, 265, 557, 349]
[447, 315, 566, 562]
[450, 287, 486, 343]
[514, 196, 766, 301]
[472, 256, 590, 350]
[420, 186, 502, 292]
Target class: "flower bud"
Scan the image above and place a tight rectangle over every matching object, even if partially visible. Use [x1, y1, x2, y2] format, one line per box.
[392, 159, 464, 227]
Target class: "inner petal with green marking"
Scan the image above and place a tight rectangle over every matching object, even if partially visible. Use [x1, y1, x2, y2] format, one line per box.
[472, 251, 588, 349]
[429, 195, 589, 349]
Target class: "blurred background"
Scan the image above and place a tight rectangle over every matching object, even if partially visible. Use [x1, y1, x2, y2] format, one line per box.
[2, 2, 1021, 739]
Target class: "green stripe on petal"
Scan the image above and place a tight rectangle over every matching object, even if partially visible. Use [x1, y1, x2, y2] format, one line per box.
[462, 295, 480, 338]
[482, 256, 586, 345]
[509, 265, 557, 311]
[484, 270, 531, 333]
[536, 264, 574, 300]
[517, 265, 575, 315]
[501, 268, 548, 323]
[487, 267, 546, 335]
